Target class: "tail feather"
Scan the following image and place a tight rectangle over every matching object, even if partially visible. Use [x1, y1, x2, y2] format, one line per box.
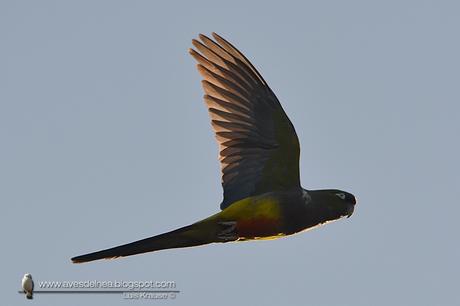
[71, 224, 211, 263]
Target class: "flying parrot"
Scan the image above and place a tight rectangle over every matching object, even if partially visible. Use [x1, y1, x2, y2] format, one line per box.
[71, 33, 356, 264]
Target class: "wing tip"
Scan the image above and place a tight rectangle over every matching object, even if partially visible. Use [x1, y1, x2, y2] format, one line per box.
[191, 38, 201, 49]
[198, 33, 208, 41]
[211, 32, 222, 40]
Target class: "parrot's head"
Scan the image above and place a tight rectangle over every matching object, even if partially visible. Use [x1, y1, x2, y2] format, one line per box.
[329, 189, 356, 218]
[310, 189, 356, 221]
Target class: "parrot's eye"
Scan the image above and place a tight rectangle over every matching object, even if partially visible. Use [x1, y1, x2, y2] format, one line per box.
[335, 193, 346, 200]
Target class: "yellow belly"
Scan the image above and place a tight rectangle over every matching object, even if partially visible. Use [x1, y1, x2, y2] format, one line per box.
[216, 194, 285, 239]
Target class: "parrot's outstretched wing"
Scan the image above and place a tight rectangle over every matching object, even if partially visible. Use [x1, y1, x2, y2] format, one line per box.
[190, 33, 301, 209]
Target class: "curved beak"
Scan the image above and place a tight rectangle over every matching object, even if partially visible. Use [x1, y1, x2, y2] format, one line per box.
[347, 204, 355, 218]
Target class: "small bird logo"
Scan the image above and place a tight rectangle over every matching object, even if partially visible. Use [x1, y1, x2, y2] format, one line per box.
[72, 33, 356, 264]
[21, 273, 34, 299]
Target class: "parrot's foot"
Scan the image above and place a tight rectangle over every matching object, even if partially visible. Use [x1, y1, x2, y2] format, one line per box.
[217, 221, 238, 241]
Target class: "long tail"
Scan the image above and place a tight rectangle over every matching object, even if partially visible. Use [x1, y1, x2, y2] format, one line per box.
[71, 223, 214, 263]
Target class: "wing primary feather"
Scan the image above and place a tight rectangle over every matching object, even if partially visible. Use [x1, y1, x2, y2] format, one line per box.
[208, 108, 253, 125]
[204, 94, 251, 114]
[202, 81, 252, 110]
[199, 33, 264, 87]
[198, 34, 235, 63]
[193, 39, 260, 90]
[197, 65, 251, 101]
[211, 32, 268, 87]
[211, 120, 252, 133]
[192, 39, 227, 68]
[190, 48, 250, 90]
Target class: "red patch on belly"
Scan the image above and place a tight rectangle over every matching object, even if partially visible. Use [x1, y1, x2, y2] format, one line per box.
[236, 218, 281, 238]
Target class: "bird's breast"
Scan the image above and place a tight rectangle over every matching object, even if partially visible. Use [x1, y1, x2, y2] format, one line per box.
[236, 218, 284, 240]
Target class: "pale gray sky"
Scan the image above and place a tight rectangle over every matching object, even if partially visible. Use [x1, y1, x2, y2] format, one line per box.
[1, 1, 459, 305]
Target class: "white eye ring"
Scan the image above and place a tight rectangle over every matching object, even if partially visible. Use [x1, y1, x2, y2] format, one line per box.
[335, 193, 346, 200]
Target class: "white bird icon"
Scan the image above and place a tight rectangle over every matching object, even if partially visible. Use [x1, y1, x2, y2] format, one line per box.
[21, 273, 34, 299]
